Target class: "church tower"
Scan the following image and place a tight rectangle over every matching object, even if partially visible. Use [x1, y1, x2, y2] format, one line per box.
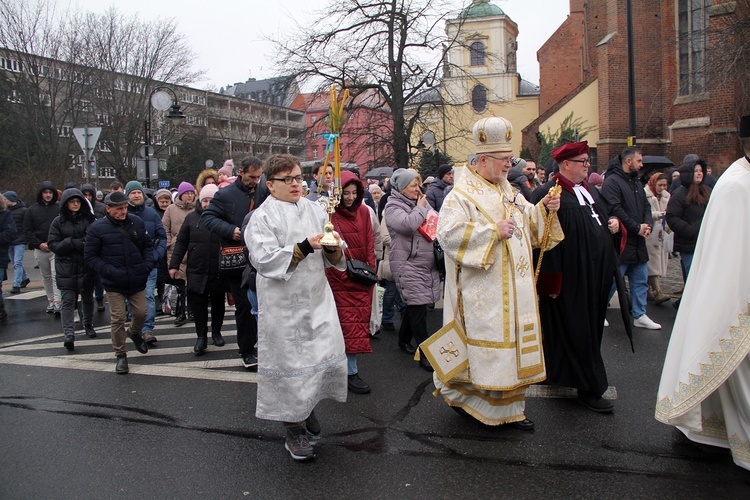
[441, 0, 539, 159]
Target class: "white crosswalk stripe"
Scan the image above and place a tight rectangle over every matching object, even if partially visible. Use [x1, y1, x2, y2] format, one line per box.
[0, 314, 258, 383]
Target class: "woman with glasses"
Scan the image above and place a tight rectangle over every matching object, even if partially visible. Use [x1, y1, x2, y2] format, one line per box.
[383, 168, 441, 372]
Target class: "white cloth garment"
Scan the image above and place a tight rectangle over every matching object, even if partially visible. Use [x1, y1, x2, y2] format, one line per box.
[247, 196, 348, 423]
[433, 166, 563, 425]
[655, 156, 750, 471]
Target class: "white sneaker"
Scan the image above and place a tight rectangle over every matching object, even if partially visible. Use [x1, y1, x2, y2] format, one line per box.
[634, 314, 661, 330]
[604, 319, 609, 327]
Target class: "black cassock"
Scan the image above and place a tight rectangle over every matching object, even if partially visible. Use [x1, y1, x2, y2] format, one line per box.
[532, 178, 618, 397]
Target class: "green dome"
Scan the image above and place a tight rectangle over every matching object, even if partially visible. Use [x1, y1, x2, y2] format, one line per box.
[460, 0, 504, 18]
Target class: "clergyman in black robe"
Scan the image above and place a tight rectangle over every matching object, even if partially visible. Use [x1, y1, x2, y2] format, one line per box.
[532, 141, 620, 413]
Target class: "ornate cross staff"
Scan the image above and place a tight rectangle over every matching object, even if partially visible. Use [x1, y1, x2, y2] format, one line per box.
[534, 179, 562, 285]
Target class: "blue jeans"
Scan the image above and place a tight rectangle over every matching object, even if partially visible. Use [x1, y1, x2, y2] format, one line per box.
[347, 353, 358, 376]
[141, 267, 157, 333]
[381, 280, 405, 325]
[246, 288, 258, 317]
[9, 244, 27, 287]
[680, 253, 694, 282]
[609, 262, 649, 319]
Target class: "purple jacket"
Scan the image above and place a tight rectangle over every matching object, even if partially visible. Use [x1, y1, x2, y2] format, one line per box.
[383, 190, 440, 306]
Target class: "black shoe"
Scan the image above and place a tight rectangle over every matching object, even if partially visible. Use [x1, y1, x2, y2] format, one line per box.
[577, 391, 614, 413]
[10, 287, 20, 294]
[96, 298, 105, 312]
[211, 333, 226, 347]
[381, 323, 395, 331]
[115, 355, 129, 374]
[129, 330, 148, 354]
[418, 355, 434, 372]
[174, 314, 189, 326]
[63, 335, 75, 351]
[84, 326, 97, 338]
[21, 278, 30, 288]
[242, 352, 258, 370]
[194, 337, 207, 356]
[398, 342, 416, 354]
[347, 374, 371, 394]
[451, 406, 470, 418]
[508, 418, 535, 431]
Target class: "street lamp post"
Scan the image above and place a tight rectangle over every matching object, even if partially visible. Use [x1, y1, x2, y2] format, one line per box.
[144, 86, 185, 188]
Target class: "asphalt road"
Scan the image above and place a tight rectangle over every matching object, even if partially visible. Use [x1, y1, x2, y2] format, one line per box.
[1, 253, 748, 498]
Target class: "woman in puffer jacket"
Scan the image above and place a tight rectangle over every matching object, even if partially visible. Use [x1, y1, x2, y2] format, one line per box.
[169, 184, 228, 355]
[162, 182, 196, 325]
[383, 169, 441, 372]
[326, 171, 376, 394]
[48, 188, 97, 350]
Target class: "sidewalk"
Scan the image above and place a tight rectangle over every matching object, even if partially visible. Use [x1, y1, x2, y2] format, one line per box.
[2, 249, 45, 294]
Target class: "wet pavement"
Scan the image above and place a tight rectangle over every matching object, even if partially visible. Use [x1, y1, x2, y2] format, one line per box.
[1, 251, 748, 498]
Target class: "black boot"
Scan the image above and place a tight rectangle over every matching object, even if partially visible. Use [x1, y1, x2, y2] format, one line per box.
[211, 332, 226, 347]
[115, 354, 128, 374]
[194, 336, 208, 356]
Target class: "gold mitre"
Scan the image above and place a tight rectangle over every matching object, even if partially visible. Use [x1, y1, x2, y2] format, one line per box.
[473, 117, 513, 154]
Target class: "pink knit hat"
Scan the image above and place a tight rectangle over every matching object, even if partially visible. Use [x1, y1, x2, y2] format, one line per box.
[199, 184, 219, 202]
[218, 165, 234, 177]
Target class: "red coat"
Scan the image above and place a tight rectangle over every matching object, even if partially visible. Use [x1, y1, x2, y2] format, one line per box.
[326, 173, 375, 354]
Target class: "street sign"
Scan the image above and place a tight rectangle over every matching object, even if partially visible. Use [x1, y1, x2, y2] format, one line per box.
[158, 180, 170, 188]
[72, 127, 102, 160]
[136, 159, 159, 181]
[139, 145, 155, 158]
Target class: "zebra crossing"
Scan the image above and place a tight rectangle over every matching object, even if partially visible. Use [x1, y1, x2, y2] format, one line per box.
[0, 313, 258, 383]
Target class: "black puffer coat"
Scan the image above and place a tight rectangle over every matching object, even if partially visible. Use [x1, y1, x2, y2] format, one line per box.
[23, 181, 60, 249]
[170, 203, 227, 295]
[7, 197, 27, 245]
[84, 213, 154, 295]
[48, 189, 97, 291]
[665, 159, 711, 254]
[601, 163, 653, 264]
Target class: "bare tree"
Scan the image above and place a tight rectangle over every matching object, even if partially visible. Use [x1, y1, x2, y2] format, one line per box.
[0, 0, 201, 193]
[270, 0, 461, 169]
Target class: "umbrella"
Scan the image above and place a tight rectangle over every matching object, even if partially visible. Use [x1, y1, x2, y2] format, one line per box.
[365, 167, 393, 179]
[641, 155, 675, 183]
[642, 155, 674, 168]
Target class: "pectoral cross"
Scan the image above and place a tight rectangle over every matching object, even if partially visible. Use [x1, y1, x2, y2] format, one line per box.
[590, 205, 602, 225]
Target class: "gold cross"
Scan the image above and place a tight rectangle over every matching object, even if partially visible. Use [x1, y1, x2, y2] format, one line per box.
[516, 256, 530, 277]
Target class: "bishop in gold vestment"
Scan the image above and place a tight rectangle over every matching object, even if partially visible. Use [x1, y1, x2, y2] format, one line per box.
[434, 117, 562, 427]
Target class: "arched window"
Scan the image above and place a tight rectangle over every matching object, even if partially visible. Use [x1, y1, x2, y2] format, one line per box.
[469, 41, 485, 66]
[472, 85, 487, 112]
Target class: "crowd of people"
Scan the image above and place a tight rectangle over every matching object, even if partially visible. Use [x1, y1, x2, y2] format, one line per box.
[0, 114, 747, 469]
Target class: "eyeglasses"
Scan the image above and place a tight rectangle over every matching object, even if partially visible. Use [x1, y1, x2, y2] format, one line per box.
[484, 154, 513, 164]
[567, 158, 591, 165]
[270, 175, 303, 185]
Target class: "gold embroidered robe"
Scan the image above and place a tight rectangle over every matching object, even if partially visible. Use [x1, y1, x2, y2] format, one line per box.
[433, 166, 563, 425]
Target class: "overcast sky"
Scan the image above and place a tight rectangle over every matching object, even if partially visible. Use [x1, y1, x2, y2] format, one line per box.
[68, 0, 569, 90]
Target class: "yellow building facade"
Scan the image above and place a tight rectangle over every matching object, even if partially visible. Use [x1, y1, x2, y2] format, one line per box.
[410, 0, 539, 164]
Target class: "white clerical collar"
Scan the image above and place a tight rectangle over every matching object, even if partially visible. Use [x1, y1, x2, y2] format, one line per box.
[573, 184, 595, 206]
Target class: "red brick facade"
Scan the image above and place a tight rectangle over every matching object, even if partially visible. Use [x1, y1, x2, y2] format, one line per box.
[524, 0, 749, 174]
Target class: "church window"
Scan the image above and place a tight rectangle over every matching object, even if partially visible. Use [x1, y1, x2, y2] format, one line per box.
[677, 0, 709, 95]
[472, 85, 487, 112]
[469, 41, 485, 66]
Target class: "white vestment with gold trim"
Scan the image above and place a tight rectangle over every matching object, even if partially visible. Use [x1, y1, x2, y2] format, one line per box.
[433, 166, 563, 425]
[655, 157, 750, 471]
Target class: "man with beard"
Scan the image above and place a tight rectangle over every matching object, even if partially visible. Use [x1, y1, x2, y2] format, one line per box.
[202, 156, 263, 369]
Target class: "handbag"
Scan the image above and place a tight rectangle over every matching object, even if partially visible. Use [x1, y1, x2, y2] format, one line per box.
[219, 244, 247, 273]
[346, 256, 379, 286]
